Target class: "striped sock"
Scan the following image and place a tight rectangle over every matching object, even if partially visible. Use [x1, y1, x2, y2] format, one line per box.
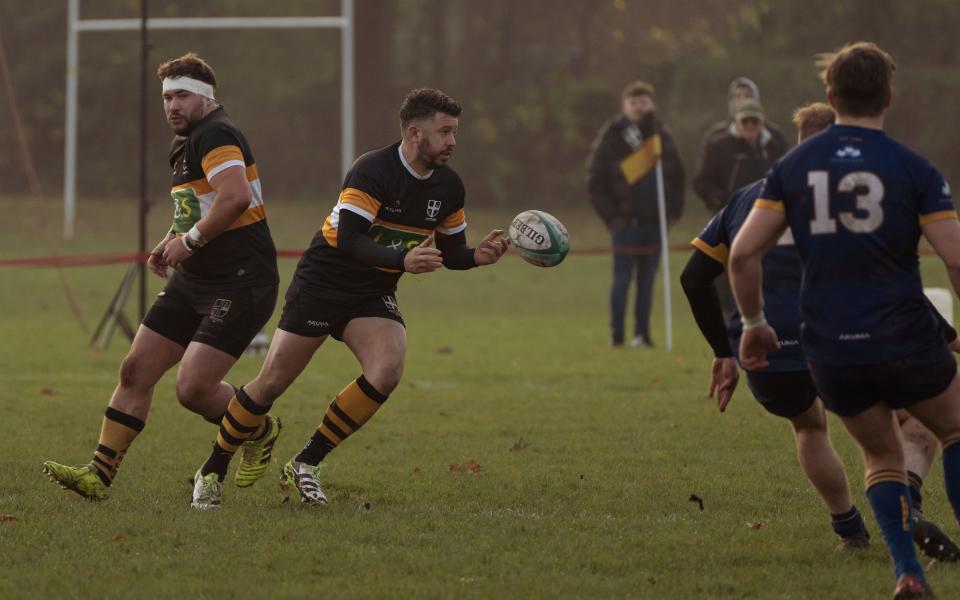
[865, 470, 924, 580]
[831, 505, 868, 540]
[90, 407, 145, 486]
[200, 387, 270, 480]
[907, 470, 924, 513]
[295, 375, 388, 465]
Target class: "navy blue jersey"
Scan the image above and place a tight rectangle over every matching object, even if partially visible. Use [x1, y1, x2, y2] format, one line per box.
[757, 124, 956, 365]
[693, 180, 805, 372]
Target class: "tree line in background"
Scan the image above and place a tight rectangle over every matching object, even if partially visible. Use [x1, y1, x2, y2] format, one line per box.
[2, 0, 960, 214]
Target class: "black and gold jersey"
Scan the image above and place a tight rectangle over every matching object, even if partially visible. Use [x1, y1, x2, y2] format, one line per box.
[294, 142, 467, 296]
[168, 106, 278, 289]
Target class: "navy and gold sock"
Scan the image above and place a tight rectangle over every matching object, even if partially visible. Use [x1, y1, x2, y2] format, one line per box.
[295, 375, 388, 465]
[90, 407, 145, 487]
[831, 505, 869, 540]
[865, 470, 924, 580]
[907, 470, 924, 513]
[200, 387, 270, 480]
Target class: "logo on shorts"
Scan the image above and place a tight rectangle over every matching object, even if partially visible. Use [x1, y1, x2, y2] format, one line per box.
[382, 295, 401, 316]
[426, 199, 442, 220]
[307, 320, 329, 329]
[210, 298, 232, 323]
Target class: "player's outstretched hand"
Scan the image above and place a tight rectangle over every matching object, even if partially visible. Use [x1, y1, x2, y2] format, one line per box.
[708, 357, 739, 412]
[404, 233, 444, 274]
[474, 229, 509, 266]
[738, 324, 779, 371]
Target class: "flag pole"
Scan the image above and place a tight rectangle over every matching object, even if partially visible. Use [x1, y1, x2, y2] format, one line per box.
[654, 157, 673, 350]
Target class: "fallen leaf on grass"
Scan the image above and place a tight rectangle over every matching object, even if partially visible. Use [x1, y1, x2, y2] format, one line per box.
[413, 467, 422, 476]
[509, 438, 528, 452]
[647, 577, 657, 585]
[40, 388, 54, 396]
[747, 522, 764, 529]
[449, 459, 482, 474]
[0, 515, 17, 522]
[114, 532, 127, 541]
[435, 346, 453, 354]
[688, 494, 704, 511]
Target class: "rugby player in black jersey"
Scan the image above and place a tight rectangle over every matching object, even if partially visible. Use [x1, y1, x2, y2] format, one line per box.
[191, 88, 508, 508]
[43, 54, 281, 504]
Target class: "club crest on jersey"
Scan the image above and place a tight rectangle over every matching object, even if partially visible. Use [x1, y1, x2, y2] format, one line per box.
[835, 146, 862, 159]
[943, 181, 952, 197]
[210, 298, 232, 322]
[426, 199, 442, 220]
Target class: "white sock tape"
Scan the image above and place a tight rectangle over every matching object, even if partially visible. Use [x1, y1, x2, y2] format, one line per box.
[162, 76, 215, 100]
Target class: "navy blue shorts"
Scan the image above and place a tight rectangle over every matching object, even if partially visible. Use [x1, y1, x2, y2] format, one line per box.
[745, 370, 817, 418]
[808, 343, 958, 417]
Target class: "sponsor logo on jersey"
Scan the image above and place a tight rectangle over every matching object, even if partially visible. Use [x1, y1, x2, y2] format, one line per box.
[426, 199, 442, 220]
[835, 146, 862, 159]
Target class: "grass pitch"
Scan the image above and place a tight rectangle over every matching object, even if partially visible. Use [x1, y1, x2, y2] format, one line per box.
[2, 197, 959, 598]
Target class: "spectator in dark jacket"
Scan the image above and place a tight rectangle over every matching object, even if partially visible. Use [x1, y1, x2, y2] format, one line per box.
[694, 78, 790, 213]
[586, 80, 685, 348]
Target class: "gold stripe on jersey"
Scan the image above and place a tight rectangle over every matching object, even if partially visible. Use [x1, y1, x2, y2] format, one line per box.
[919, 210, 959, 225]
[173, 177, 214, 196]
[227, 204, 267, 231]
[754, 198, 785, 212]
[372, 219, 432, 235]
[438, 208, 466, 233]
[691, 238, 729, 266]
[201, 145, 244, 177]
[341, 187, 382, 217]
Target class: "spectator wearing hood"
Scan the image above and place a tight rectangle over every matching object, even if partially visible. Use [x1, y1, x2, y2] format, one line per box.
[693, 78, 789, 213]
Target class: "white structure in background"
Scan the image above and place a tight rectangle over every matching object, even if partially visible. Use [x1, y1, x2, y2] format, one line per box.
[925, 287, 955, 326]
[63, 0, 355, 238]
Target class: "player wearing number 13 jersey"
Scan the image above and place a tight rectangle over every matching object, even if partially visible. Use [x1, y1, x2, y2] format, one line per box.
[190, 88, 508, 509]
[729, 42, 960, 598]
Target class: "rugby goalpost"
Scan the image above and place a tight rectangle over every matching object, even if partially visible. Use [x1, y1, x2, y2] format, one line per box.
[63, 0, 356, 240]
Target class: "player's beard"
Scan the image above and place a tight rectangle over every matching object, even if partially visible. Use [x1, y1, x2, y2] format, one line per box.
[417, 138, 453, 169]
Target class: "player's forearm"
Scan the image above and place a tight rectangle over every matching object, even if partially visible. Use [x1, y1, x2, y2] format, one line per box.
[337, 210, 405, 270]
[436, 231, 476, 270]
[728, 253, 764, 320]
[680, 251, 734, 357]
[192, 188, 250, 242]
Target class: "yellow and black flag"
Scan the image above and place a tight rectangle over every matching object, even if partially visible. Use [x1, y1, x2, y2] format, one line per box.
[618, 112, 661, 185]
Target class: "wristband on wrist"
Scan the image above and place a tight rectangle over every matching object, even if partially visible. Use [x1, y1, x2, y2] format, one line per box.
[187, 224, 208, 248]
[741, 312, 767, 331]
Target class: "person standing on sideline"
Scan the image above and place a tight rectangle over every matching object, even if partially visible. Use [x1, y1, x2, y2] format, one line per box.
[586, 80, 685, 348]
[43, 53, 281, 501]
[694, 77, 789, 214]
[730, 42, 960, 599]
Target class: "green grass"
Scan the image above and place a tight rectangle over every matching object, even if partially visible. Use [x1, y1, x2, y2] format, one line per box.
[1, 196, 959, 598]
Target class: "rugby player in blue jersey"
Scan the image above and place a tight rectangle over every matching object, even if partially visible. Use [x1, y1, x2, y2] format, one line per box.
[682, 102, 960, 560]
[729, 42, 960, 599]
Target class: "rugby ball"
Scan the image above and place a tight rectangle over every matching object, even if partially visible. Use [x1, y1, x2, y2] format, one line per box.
[508, 210, 569, 267]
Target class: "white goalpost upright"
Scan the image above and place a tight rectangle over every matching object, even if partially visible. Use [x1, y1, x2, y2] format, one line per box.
[63, 0, 355, 238]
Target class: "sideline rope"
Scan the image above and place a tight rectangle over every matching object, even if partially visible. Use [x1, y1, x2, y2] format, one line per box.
[0, 24, 90, 333]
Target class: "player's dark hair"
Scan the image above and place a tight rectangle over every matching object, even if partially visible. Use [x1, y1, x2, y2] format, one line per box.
[792, 102, 836, 141]
[622, 80, 655, 100]
[399, 88, 461, 129]
[156, 52, 217, 87]
[818, 42, 894, 118]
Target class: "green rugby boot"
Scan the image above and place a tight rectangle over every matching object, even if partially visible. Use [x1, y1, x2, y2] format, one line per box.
[279, 459, 328, 505]
[42, 461, 108, 501]
[235, 415, 282, 487]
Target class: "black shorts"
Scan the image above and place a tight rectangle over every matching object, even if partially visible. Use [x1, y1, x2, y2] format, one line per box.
[808, 343, 958, 417]
[744, 370, 817, 418]
[277, 283, 405, 340]
[142, 275, 278, 358]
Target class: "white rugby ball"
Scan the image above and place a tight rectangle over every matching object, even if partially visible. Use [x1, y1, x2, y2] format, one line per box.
[508, 210, 569, 267]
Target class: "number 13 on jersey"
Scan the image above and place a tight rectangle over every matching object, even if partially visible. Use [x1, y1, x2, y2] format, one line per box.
[808, 170, 885, 235]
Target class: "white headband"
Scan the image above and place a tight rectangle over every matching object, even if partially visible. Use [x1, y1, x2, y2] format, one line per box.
[162, 76, 215, 100]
